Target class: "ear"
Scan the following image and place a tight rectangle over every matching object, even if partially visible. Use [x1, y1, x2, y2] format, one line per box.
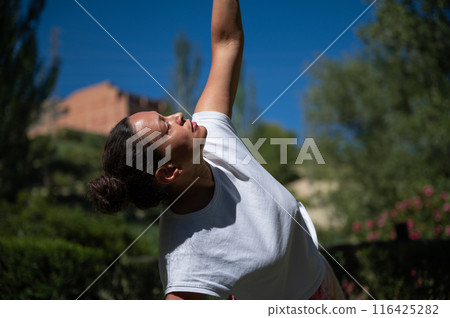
[154, 164, 182, 185]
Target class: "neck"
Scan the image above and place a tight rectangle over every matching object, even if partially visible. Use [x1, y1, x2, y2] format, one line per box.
[168, 159, 215, 214]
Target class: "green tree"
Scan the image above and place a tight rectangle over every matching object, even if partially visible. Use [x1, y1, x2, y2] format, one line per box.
[249, 122, 300, 185]
[170, 31, 202, 116]
[302, 0, 450, 222]
[0, 0, 59, 200]
[233, 60, 258, 135]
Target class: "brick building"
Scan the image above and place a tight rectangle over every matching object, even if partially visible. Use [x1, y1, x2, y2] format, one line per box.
[29, 81, 167, 136]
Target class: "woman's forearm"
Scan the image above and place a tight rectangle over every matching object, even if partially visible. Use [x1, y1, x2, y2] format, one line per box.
[211, 0, 244, 45]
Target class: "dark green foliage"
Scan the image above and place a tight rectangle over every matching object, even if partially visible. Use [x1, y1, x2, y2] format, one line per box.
[0, 237, 109, 299]
[0, 237, 162, 299]
[233, 60, 258, 136]
[249, 122, 300, 185]
[325, 239, 450, 299]
[303, 0, 450, 222]
[0, 0, 59, 200]
[0, 193, 144, 254]
[0, 193, 163, 299]
[30, 129, 106, 207]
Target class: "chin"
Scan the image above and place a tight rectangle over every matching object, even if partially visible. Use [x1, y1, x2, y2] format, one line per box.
[199, 125, 207, 138]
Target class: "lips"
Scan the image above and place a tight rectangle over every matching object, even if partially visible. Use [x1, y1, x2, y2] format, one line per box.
[184, 119, 197, 132]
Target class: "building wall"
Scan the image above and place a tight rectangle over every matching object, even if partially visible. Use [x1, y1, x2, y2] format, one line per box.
[29, 81, 164, 137]
[56, 82, 128, 135]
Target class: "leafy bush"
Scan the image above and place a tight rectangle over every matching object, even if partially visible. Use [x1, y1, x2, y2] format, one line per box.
[27, 129, 105, 207]
[0, 193, 163, 299]
[334, 185, 449, 300]
[325, 239, 450, 300]
[351, 185, 450, 242]
[0, 192, 149, 255]
[0, 237, 108, 299]
[0, 237, 162, 299]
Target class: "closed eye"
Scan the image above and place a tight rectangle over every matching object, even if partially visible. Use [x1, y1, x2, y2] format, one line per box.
[159, 115, 170, 135]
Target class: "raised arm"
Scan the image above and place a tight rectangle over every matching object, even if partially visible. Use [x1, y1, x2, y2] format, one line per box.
[194, 0, 244, 118]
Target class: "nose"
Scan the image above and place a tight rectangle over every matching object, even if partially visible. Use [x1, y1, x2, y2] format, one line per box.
[169, 112, 184, 125]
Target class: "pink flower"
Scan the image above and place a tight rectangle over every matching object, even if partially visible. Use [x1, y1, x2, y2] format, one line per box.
[405, 199, 412, 208]
[433, 210, 442, 222]
[377, 217, 385, 228]
[352, 221, 362, 232]
[389, 230, 396, 239]
[396, 201, 407, 211]
[445, 226, 450, 236]
[390, 210, 397, 218]
[423, 185, 434, 197]
[409, 230, 421, 240]
[417, 277, 423, 287]
[434, 225, 442, 235]
[443, 203, 450, 212]
[441, 192, 449, 200]
[413, 196, 422, 209]
[367, 231, 379, 241]
[346, 282, 355, 294]
[411, 268, 416, 277]
[365, 219, 374, 229]
[373, 231, 380, 240]
[407, 218, 414, 230]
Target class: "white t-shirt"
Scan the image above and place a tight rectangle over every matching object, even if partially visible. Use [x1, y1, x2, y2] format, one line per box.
[158, 111, 324, 299]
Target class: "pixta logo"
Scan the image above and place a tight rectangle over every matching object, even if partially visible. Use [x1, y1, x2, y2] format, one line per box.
[193, 137, 325, 165]
[125, 127, 171, 175]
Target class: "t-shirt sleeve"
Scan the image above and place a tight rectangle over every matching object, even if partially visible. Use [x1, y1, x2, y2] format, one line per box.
[192, 111, 254, 167]
[165, 283, 226, 299]
[192, 111, 239, 139]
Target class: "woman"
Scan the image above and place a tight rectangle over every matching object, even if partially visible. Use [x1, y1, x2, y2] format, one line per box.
[89, 0, 344, 300]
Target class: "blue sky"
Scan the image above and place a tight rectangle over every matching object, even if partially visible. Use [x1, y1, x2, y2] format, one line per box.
[37, 0, 375, 137]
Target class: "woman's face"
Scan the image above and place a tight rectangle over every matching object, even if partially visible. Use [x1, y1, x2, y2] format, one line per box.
[128, 111, 207, 168]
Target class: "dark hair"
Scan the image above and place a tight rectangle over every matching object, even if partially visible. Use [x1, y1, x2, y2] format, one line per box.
[88, 117, 169, 213]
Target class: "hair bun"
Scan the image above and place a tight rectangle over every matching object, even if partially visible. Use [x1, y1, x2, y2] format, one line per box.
[88, 175, 127, 213]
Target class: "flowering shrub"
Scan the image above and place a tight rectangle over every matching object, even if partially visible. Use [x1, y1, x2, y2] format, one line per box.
[327, 240, 450, 299]
[352, 185, 450, 242]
